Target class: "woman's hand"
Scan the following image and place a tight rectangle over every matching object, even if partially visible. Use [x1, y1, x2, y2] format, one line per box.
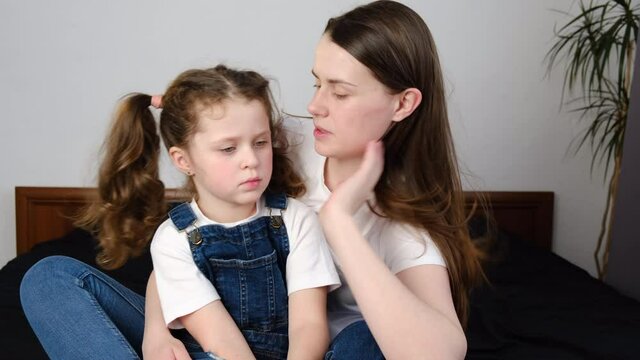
[321, 140, 384, 217]
[142, 329, 191, 360]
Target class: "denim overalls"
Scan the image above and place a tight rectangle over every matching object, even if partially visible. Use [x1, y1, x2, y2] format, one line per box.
[168, 193, 290, 360]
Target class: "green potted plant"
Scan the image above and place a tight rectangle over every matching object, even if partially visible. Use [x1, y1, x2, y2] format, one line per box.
[546, 0, 639, 279]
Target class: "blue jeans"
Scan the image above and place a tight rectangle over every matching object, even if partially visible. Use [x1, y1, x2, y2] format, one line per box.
[21, 256, 383, 360]
[326, 320, 384, 360]
[20, 255, 212, 360]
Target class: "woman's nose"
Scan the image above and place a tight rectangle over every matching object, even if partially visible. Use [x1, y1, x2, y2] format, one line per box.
[307, 90, 328, 118]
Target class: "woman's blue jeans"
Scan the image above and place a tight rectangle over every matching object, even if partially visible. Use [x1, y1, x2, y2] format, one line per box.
[20, 256, 212, 359]
[21, 256, 146, 359]
[20, 255, 383, 359]
[325, 321, 384, 360]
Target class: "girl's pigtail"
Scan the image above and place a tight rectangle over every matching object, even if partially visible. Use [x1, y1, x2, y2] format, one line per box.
[76, 93, 167, 269]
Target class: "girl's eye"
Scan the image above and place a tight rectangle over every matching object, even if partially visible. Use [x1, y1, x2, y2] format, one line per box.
[220, 147, 236, 153]
[255, 140, 269, 147]
[334, 93, 348, 100]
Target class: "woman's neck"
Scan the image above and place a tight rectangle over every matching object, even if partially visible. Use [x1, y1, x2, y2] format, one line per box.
[324, 156, 363, 191]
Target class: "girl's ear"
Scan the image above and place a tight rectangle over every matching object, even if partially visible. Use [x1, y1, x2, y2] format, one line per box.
[391, 88, 422, 122]
[169, 146, 192, 175]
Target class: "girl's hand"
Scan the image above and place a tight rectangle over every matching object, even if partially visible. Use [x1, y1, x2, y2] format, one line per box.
[322, 141, 384, 217]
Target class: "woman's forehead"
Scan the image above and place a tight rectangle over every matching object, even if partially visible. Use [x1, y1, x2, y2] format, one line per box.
[313, 35, 373, 85]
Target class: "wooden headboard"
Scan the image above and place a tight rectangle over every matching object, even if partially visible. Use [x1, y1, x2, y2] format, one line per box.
[15, 187, 554, 255]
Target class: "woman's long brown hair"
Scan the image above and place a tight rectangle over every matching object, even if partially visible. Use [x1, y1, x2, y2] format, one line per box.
[325, 0, 486, 327]
[76, 65, 305, 269]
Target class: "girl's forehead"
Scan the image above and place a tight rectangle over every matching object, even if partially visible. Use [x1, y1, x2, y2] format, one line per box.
[194, 99, 269, 133]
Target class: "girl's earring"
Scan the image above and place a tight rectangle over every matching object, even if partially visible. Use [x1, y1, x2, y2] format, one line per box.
[186, 170, 193, 176]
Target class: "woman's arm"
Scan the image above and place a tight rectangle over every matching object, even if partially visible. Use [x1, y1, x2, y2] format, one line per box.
[142, 272, 191, 360]
[179, 300, 255, 360]
[319, 141, 467, 359]
[287, 287, 330, 360]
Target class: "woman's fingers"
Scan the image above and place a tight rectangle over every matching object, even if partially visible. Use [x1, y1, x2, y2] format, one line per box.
[327, 141, 385, 215]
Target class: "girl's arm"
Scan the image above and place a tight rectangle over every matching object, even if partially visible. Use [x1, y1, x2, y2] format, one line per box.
[287, 287, 330, 360]
[144, 273, 255, 360]
[179, 300, 255, 359]
[142, 272, 191, 360]
[319, 142, 467, 359]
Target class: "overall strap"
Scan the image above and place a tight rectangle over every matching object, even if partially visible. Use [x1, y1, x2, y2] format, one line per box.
[264, 192, 288, 210]
[265, 193, 289, 291]
[168, 202, 198, 230]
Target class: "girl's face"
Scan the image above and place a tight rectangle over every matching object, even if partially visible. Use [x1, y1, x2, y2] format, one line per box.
[308, 34, 398, 160]
[179, 98, 273, 221]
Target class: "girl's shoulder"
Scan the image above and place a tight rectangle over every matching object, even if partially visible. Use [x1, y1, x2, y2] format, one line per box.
[149, 216, 184, 251]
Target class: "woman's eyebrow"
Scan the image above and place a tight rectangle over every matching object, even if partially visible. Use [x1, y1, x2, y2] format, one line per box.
[311, 69, 358, 87]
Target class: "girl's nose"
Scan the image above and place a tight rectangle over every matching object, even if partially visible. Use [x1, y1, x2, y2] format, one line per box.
[241, 148, 259, 169]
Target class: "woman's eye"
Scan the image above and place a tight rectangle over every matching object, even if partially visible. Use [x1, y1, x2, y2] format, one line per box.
[220, 147, 236, 153]
[255, 140, 269, 147]
[334, 93, 348, 100]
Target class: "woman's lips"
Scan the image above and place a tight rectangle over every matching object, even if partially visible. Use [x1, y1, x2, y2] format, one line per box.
[313, 126, 331, 138]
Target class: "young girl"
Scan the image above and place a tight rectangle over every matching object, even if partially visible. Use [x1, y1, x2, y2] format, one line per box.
[22, 65, 339, 360]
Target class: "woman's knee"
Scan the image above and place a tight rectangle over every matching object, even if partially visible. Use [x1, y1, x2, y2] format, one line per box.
[20, 255, 88, 308]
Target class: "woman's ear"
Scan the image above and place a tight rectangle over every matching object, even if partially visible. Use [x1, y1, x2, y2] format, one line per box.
[169, 146, 192, 175]
[391, 88, 422, 122]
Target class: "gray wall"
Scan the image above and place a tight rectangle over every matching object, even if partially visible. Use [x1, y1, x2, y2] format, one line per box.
[0, 0, 611, 276]
[606, 37, 640, 300]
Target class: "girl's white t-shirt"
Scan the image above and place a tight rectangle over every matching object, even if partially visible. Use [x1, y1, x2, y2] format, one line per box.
[151, 196, 340, 329]
[285, 118, 447, 339]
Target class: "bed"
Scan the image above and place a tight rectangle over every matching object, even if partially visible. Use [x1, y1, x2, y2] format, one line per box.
[2, 187, 640, 359]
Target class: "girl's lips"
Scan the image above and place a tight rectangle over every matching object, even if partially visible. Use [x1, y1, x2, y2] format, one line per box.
[241, 178, 261, 189]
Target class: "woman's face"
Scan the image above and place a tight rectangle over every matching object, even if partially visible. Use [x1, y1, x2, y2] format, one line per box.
[308, 34, 398, 161]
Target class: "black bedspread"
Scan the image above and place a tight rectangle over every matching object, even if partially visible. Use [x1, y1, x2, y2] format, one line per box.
[466, 233, 640, 359]
[1, 229, 639, 359]
[0, 229, 152, 360]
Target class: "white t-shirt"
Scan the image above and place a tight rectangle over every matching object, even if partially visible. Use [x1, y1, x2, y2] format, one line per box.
[150, 196, 340, 329]
[285, 118, 446, 339]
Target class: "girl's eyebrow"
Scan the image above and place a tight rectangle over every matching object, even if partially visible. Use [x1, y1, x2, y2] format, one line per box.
[311, 69, 357, 87]
[212, 130, 271, 144]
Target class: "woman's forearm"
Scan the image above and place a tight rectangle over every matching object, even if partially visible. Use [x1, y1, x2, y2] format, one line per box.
[320, 209, 467, 359]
